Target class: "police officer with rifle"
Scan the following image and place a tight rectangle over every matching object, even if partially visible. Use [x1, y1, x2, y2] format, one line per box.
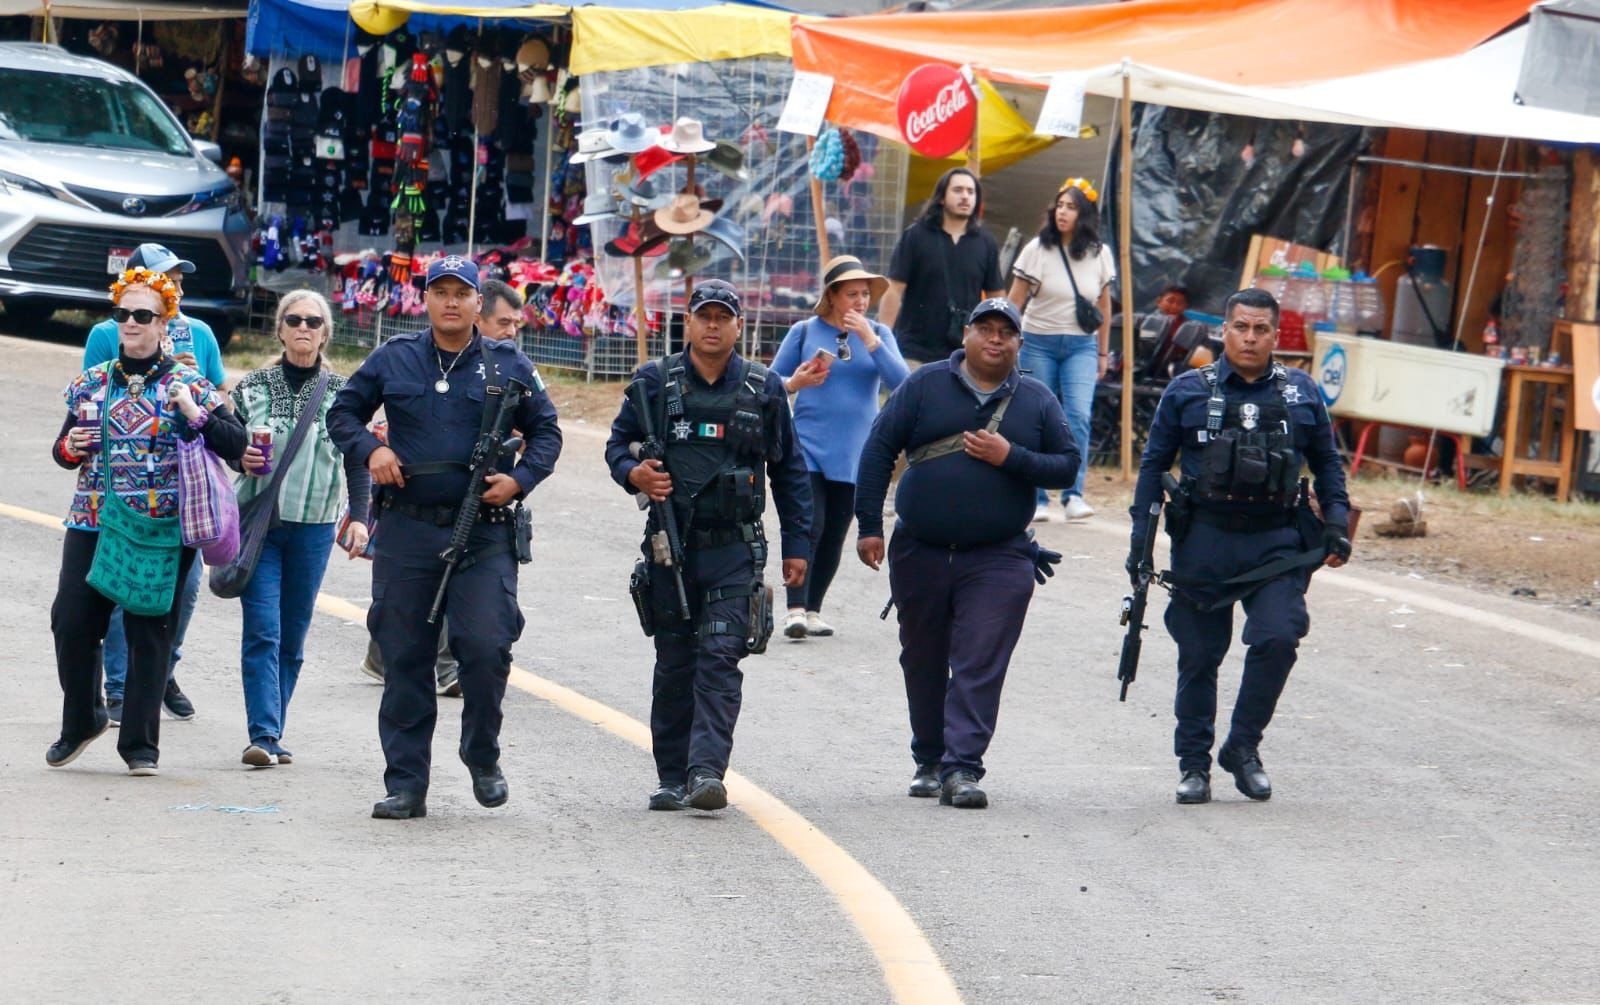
[606, 280, 811, 813]
[1127, 288, 1349, 806]
[329, 257, 562, 820]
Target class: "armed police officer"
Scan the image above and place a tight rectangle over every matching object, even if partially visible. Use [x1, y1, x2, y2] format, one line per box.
[855, 298, 1078, 810]
[1129, 287, 1350, 806]
[605, 280, 811, 813]
[328, 256, 562, 820]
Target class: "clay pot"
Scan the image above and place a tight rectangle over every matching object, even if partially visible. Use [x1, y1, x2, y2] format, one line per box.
[1403, 434, 1430, 470]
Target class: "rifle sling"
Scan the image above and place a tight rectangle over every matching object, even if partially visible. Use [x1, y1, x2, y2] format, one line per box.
[1163, 546, 1326, 611]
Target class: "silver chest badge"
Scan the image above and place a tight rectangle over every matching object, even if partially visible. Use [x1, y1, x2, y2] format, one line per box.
[1240, 403, 1260, 430]
[671, 419, 692, 441]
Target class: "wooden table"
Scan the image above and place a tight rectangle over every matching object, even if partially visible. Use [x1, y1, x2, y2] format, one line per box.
[1498, 363, 1578, 501]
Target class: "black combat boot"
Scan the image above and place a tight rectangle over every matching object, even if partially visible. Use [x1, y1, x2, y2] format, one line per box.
[1217, 746, 1272, 801]
[1175, 770, 1211, 804]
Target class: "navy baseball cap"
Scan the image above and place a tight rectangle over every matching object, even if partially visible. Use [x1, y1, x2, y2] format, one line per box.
[966, 297, 1022, 331]
[128, 243, 195, 274]
[425, 254, 480, 290]
[687, 279, 742, 318]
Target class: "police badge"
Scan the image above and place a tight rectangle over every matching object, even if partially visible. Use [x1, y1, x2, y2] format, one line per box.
[1240, 403, 1260, 430]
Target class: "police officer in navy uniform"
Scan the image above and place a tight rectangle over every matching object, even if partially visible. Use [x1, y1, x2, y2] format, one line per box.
[854, 298, 1078, 809]
[1129, 287, 1350, 806]
[328, 256, 562, 819]
[605, 280, 811, 812]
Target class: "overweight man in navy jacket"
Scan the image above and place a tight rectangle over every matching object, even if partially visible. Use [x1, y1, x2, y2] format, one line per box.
[854, 298, 1080, 810]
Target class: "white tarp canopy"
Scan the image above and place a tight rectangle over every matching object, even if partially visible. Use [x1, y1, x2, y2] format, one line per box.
[1016, 26, 1600, 145]
[0, 1, 246, 17]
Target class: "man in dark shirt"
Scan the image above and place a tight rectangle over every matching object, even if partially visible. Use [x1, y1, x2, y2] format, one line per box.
[855, 298, 1079, 809]
[1129, 287, 1350, 806]
[878, 168, 1004, 365]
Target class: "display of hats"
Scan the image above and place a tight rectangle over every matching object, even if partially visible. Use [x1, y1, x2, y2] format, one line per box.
[705, 140, 749, 182]
[297, 54, 322, 93]
[572, 189, 622, 225]
[266, 67, 299, 107]
[653, 193, 716, 235]
[604, 112, 658, 154]
[569, 129, 614, 164]
[701, 215, 747, 265]
[762, 193, 794, 225]
[632, 139, 685, 180]
[660, 117, 716, 155]
[515, 37, 551, 74]
[605, 221, 670, 258]
[809, 127, 845, 181]
[616, 174, 669, 210]
[655, 240, 717, 280]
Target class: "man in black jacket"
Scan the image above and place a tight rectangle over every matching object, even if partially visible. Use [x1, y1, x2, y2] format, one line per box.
[855, 298, 1079, 809]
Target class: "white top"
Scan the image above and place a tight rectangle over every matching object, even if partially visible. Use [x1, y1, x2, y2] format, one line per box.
[1011, 238, 1116, 336]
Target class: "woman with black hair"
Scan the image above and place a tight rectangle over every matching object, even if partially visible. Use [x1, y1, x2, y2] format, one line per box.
[1007, 178, 1115, 522]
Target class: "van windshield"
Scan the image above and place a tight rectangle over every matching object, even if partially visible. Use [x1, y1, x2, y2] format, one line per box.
[0, 67, 192, 157]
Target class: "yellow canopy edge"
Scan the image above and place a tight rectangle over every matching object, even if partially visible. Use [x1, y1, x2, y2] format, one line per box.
[570, 5, 799, 77]
[906, 78, 1055, 204]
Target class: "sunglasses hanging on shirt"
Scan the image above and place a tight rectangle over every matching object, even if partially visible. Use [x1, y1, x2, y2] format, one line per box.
[835, 332, 852, 362]
[111, 307, 161, 324]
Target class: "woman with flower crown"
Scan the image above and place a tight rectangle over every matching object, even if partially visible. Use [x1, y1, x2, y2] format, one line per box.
[45, 267, 246, 777]
[1006, 178, 1115, 524]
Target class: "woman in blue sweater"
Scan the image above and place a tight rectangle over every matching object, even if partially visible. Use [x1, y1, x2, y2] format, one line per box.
[771, 255, 910, 639]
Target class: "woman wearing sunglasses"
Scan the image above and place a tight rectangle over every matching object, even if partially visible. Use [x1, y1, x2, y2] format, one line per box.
[227, 290, 372, 768]
[48, 268, 245, 776]
[771, 254, 909, 640]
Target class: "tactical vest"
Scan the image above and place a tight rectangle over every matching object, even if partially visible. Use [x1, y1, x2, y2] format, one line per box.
[1190, 362, 1301, 509]
[657, 353, 774, 528]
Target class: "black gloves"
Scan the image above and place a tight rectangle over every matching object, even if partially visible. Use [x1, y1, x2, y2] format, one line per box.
[1324, 522, 1352, 563]
[1031, 542, 1062, 585]
[1126, 536, 1146, 587]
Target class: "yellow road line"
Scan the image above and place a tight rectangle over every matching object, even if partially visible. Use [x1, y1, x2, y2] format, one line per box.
[10, 505, 962, 1005]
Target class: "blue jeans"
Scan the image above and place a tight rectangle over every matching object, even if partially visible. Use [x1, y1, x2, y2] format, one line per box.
[1019, 332, 1096, 503]
[239, 522, 336, 744]
[103, 557, 202, 701]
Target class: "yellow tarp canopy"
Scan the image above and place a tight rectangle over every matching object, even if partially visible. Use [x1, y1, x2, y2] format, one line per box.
[906, 78, 1055, 202]
[349, 1, 800, 76]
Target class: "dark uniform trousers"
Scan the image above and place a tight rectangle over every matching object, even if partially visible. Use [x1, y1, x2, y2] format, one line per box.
[51, 530, 197, 765]
[888, 529, 1036, 779]
[649, 541, 753, 785]
[368, 512, 524, 796]
[1165, 521, 1310, 774]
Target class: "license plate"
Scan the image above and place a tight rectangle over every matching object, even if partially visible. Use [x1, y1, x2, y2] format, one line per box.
[107, 248, 132, 275]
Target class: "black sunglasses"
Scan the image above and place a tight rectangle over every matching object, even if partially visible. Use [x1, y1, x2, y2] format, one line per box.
[283, 314, 326, 329]
[111, 307, 160, 324]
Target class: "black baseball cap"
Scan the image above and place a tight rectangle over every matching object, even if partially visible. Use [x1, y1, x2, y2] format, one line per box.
[687, 279, 742, 318]
[966, 297, 1022, 331]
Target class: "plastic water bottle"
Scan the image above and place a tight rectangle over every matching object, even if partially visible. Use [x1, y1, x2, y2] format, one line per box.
[1351, 271, 1385, 337]
[1276, 263, 1324, 353]
[1323, 266, 1358, 333]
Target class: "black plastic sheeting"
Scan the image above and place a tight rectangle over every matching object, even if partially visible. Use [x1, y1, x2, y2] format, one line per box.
[1103, 104, 1372, 316]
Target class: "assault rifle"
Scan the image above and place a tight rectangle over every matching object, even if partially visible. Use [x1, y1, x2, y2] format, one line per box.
[626, 378, 692, 623]
[428, 378, 527, 624]
[1117, 488, 1167, 702]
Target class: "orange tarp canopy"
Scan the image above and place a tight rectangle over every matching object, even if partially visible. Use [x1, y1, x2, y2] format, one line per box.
[792, 0, 1533, 141]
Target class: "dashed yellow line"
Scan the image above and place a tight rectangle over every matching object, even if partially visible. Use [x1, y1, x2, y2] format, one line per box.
[6, 502, 962, 1005]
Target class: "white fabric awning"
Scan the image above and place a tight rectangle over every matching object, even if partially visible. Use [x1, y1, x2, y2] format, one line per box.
[0, 1, 247, 17]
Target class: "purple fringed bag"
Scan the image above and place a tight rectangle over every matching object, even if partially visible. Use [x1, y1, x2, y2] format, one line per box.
[176, 435, 240, 565]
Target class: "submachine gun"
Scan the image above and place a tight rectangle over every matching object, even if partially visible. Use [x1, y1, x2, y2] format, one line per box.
[626, 378, 692, 629]
[1117, 474, 1177, 701]
[428, 378, 528, 624]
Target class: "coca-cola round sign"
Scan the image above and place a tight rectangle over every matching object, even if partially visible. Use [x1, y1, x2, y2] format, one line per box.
[896, 64, 977, 159]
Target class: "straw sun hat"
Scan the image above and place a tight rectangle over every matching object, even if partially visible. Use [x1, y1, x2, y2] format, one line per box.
[813, 255, 888, 316]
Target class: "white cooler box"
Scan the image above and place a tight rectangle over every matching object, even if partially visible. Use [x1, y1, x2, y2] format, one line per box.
[1313, 334, 1506, 437]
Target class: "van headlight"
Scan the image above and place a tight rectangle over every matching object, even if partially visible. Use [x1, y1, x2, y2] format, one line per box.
[0, 169, 58, 199]
[175, 183, 241, 216]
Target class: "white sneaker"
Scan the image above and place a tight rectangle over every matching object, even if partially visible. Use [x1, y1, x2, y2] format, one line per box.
[783, 609, 808, 639]
[1064, 496, 1096, 521]
[805, 612, 834, 636]
[1032, 504, 1053, 523]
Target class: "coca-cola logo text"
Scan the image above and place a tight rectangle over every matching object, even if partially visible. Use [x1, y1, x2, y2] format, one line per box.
[896, 64, 977, 159]
[903, 81, 971, 144]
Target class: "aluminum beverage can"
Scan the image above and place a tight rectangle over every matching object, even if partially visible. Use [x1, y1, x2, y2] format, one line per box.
[251, 425, 275, 475]
[77, 399, 100, 452]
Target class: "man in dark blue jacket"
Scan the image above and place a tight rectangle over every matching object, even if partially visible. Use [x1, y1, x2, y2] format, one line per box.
[1129, 287, 1350, 806]
[328, 256, 563, 820]
[855, 298, 1079, 809]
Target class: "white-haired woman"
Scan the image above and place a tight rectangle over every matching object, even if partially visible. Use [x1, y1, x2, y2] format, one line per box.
[48, 268, 244, 776]
[229, 290, 371, 767]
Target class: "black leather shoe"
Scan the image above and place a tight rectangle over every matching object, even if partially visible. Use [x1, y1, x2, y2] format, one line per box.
[1175, 770, 1211, 804]
[372, 791, 428, 819]
[467, 764, 509, 808]
[1217, 746, 1272, 801]
[45, 713, 111, 767]
[907, 764, 941, 799]
[687, 769, 728, 811]
[939, 769, 988, 809]
[648, 782, 687, 811]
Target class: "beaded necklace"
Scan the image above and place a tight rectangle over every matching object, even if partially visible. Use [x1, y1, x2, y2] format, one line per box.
[112, 353, 166, 399]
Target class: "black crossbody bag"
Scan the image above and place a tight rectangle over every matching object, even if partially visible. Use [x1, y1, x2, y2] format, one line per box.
[1058, 243, 1105, 335]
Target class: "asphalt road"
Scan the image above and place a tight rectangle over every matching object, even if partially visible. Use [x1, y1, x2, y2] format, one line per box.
[2, 332, 1597, 1005]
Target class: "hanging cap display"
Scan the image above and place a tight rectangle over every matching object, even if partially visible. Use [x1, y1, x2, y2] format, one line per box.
[604, 112, 658, 154]
[660, 117, 717, 154]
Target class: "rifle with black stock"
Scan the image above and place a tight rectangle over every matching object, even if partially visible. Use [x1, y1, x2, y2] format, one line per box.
[428, 377, 528, 624]
[626, 377, 692, 624]
[1117, 477, 1172, 701]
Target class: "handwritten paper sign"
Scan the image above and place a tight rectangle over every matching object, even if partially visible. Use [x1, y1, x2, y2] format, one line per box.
[1036, 73, 1089, 138]
[778, 71, 835, 137]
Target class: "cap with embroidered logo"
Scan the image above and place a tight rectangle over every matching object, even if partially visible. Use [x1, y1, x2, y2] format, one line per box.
[425, 254, 480, 290]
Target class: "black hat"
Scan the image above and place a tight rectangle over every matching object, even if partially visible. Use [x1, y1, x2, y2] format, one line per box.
[297, 54, 322, 93]
[966, 297, 1022, 331]
[687, 279, 742, 318]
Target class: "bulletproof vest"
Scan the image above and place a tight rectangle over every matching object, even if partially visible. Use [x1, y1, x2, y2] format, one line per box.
[1191, 363, 1302, 508]
[658, 353, 771, 527]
